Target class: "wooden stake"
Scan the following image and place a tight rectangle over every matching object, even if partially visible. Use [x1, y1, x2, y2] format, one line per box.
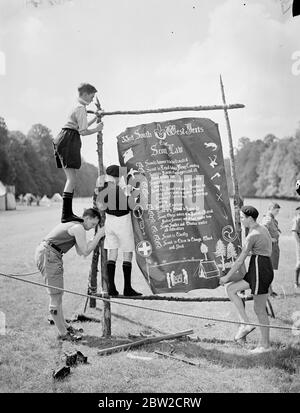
[220, 75, 243, 242]
[97, 329, 193, 356]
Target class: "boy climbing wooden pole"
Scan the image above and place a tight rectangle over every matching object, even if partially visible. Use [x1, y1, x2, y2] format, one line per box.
[53, 83, 103, 223]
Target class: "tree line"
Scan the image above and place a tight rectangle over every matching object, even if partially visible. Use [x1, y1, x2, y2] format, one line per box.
[225, 131, 300, 199]
[0, 116, 98, 197]
[1, 115, 300, 199]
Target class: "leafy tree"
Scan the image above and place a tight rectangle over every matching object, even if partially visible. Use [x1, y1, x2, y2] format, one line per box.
[0, 117, 11, 184]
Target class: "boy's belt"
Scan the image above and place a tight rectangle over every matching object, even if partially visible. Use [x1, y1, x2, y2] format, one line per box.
[43, 240, 63, 255]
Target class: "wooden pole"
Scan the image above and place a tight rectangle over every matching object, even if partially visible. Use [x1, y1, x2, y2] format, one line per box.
[88, 97, 111, 337]
[88, 179, 100, 308]
[93, 292, 253, 302]
[220, 75, 243, 242]
[97, 329, 193, 356]
[87, 103, 244, 117]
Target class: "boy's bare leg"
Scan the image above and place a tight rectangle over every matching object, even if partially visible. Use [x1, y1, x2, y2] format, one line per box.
[123, 252, 133, 262]
[49, 294, 68, 336]
[253, 294, 270, 348]
[226, 280, 251, 324]
[108, 249, 118, 262]
[63, 168, 77, 193]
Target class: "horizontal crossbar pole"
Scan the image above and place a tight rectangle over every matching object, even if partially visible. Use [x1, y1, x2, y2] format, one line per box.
[87, 103, 245, 117]
[93, 293, 253, 302]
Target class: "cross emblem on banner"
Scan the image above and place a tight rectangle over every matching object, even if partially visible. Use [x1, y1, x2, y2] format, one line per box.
[137, 241, 152, 257]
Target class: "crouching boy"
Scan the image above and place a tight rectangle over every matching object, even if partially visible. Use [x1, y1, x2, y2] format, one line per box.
[35, 208, 105, 341]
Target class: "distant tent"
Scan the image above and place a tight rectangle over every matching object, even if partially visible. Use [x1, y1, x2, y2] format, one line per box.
[6, 186, 16, 210]
[24, 193, 36, 205]
[0, 181, 6, 211]
[51, 193, 63, 202]
[0, 182, 16, 210]
[40, 195, 51, 206]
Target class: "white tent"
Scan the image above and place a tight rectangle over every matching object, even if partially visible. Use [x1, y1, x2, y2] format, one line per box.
[40, 195, 51, 206]
[0, 182, 16, 210]
[0, 181, 6, 211]
[24, 193, 36, 205]
[51, 193, 63, 202]
[6, 192, 16, 210]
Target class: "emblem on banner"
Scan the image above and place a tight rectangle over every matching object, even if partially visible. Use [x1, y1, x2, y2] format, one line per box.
[222, 225, 238, 242]
[136, 241, 152, 257]
[154, 124, 167, 141]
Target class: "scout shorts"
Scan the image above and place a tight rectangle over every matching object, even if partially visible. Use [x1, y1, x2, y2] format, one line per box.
[244, 255, 274, 295]
[35, 242, 64, 295]
[53, 128, 82, 169]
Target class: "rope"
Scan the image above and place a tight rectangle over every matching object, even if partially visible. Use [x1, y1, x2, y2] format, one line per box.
[1, 270, 40, 277]
[0, 272, 298, 333]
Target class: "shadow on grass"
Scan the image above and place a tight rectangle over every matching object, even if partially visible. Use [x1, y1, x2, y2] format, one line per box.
[146, 340, 300, 375]
[81, 335, 137, 350]
[93, 306, 168, 335]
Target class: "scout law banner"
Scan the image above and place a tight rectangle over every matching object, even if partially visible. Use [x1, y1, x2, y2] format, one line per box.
[117, 117, 244, 294]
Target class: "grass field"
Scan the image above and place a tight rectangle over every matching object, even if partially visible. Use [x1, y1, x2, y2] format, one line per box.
[0, 197, 299, 393]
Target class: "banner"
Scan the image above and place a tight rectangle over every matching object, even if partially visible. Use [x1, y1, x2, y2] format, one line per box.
[117, 117, 244, 294]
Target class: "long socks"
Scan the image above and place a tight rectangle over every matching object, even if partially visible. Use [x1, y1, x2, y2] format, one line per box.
[107, 260, 118, 296]
[61, 191, 83, 223]
[123, 261, 142, 296]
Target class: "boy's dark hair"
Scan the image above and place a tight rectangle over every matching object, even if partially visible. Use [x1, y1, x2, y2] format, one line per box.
[241, 205, 259, 220]
[82, 207, 101, 221]
[78, 83, 97, 95]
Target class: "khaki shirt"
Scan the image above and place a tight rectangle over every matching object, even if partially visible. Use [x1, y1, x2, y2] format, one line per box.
[261, 212, 281, 241]
[63, 98, 88, 133]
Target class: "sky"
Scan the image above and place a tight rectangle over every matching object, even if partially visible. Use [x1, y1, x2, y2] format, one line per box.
[0, 0, 299, 168]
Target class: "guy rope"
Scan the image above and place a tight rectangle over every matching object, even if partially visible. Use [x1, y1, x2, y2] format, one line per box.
[0, 272, 297, 334]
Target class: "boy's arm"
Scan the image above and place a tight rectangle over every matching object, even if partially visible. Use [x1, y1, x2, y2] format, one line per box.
[80, 122, 103, 136]
[75, 106, 103, 136]
[69, 224, 105, 257]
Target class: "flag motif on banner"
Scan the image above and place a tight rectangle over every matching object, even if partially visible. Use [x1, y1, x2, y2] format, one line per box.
[117, 117, 244, 294]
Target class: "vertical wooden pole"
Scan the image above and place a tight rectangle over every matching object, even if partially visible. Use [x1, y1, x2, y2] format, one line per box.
[88, 188, 100, 308]
[87, 98, 111, 337]
[97, 119, 111, 337]
[220, 75, 243, 242]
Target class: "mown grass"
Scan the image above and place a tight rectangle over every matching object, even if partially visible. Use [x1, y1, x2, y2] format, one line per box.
[0, 198, 299, 393]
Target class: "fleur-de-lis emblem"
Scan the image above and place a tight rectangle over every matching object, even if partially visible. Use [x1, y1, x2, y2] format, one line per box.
[154, 124, 166, 141]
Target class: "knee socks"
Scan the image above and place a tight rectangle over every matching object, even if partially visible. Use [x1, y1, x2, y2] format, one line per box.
[123, 261, 132, 291]
[62, 191, 73, 217]
[107, 260, 118, 294]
